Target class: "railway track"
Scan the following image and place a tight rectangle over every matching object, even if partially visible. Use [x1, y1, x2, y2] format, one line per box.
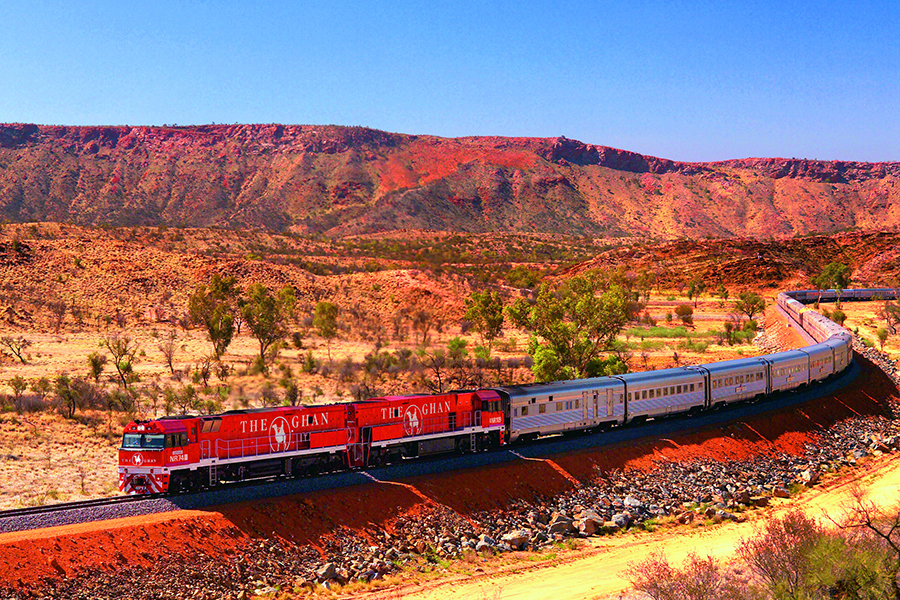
[0, 493, 166, 520]
[0, 355, 864, 536]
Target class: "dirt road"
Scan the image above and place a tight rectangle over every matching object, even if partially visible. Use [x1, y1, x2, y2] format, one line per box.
[365, 455, 900, 600]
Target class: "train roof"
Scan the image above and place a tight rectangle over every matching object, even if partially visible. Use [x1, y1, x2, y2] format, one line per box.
[498, 376, 620, 397]
[691, 357, 766, 374]
[613, 367, 701, 385]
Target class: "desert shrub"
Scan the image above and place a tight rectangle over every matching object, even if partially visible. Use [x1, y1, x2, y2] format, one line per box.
[678, 340, 709, 353]
[291, 331, 305, 349]
[626, 326, 690, 339]
[626, 551, 752, 600]
[674, 304, 693, 326]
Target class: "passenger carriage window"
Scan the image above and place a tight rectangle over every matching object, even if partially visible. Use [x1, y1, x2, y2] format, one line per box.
[649, 389, 655, 399]
[698, 382, 703, 389]
[514, 408, 518, 417]
[642, 390, 648, 400]
[628, 392, 632, 401]
[575, 399, 580, 408]
[676, 385, 682, 394]
[690, 384, 695, 392]
[539, 404, 546, 414]
[522, 406, 528, 416]
[556, 402, 563, 411]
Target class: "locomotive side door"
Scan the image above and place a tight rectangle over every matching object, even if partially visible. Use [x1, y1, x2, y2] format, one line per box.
[346, 422, 366, 468]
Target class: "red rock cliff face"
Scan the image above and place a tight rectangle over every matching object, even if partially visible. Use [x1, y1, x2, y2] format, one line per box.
[0, 123, 898, 238]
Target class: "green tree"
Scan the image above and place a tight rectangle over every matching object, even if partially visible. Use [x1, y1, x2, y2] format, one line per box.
[87, 351, 107, 384]
[30, 377, 51, 404]
[54, 374, 78, 419]
[734, 291, 766, 321]
[241, 283, 297, 371]
[447, 336, 468, 361]
[831, 308, 847, 326]
[464, 291, 505, 349]
[313, 301, 339, 360]
[102, 334, 139, 389]
[8, 376, 28, 412]
[0, 336, 31, 364]
[687, 279, 707, 308]
[188, 274, 238, 360]
[877, 327, 889, 351]
[507, 275, 631, 381]
[815, 262, 852, 306]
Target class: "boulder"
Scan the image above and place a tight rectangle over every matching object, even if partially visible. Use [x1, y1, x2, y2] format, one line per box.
[500, 529, 531, 550]
[548, 514, 577, 535]
[750, 495, 771, 507]
[611, 513, 631, 529]
[316, 563, 337, 583]
[800, 469, 820, 485]
[578, 518, 598, 536]
[623, 495, 643, 508]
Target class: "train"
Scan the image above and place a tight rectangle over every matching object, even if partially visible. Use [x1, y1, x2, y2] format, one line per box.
[118, 287, 884, 495]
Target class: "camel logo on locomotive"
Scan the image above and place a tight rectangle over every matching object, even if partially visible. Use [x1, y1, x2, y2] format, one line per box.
[402, 400, 451, 436]
[132, 453, 144, 466]
[269, 417, 291, 452]
[404, 406, 422, 436]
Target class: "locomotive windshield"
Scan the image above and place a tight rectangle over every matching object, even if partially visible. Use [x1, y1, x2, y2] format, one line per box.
[122, 433, 166, 449]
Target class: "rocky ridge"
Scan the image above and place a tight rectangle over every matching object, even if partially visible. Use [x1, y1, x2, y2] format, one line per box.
[1, 123, 899, 238]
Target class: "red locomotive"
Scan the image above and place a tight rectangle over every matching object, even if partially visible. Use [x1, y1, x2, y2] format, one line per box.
[119, 390, 505, 494]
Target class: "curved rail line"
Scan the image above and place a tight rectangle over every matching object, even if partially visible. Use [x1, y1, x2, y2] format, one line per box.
[0, 287, 891, 530]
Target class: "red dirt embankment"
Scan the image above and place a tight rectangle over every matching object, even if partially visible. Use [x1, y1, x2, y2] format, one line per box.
[1, 324, 896, 593]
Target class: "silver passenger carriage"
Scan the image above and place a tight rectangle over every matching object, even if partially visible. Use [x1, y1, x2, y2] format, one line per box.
[614, 368, 706, 421]
[804, 343, 835, 383]
[500, 377, 625, 442]
[762, 349, 810, 392]
[689, 358, 767, 406]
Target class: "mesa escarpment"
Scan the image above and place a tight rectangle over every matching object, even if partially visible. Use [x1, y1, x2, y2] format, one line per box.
[1, 123, 898, 237]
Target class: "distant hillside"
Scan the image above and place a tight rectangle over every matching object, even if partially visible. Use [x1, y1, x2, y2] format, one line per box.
[1, 123, 898, 238]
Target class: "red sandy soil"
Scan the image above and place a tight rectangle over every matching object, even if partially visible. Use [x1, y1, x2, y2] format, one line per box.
[1, 312, 896, 593]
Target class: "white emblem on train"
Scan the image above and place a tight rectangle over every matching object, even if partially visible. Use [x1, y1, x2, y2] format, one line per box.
[269, 416, 291, 452]
[404, 406, 422, 436]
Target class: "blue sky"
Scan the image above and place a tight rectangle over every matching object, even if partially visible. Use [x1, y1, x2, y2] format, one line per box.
[1, 1, 897, 162]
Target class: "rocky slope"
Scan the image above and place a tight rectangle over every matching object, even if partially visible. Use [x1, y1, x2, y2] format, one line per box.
[1, 123, 898, 238]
